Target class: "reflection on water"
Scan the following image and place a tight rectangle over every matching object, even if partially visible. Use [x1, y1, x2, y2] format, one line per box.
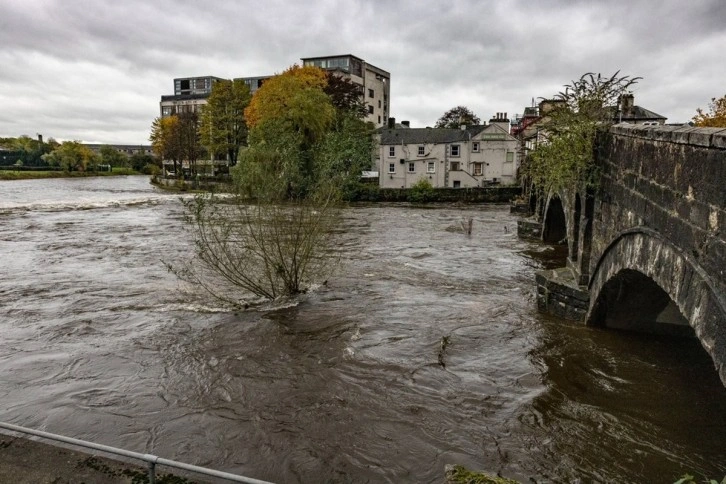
[0, 177, 724, 482]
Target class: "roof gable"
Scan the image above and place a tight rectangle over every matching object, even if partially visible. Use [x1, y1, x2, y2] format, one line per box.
[471, 123, 517, 142]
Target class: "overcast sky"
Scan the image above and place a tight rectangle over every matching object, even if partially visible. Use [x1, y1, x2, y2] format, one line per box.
[0, 0, 724, 145]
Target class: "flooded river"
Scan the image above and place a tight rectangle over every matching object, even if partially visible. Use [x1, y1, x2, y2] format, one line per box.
[1, 176, 724, 482]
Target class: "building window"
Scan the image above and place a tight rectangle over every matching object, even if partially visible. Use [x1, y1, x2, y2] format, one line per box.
[418, 146, 425, 156]
[427, 162, 435, 173]
[368, 88, 374, 98]
[408, 162, 415, 173]
[506, 151, 514, 162]
[453, 180, 461, 188]
[472, 142, 480, 152]
[378, 116, 381, 123]
[473, 162, 483, 176]
[378, 100, 381, 108]
[388, 146, 395, 157]
[450, 161, 460, 171]
[388, 163, 395, 173]
[451, 145, 460, 157]
[162, 106, 172, 116]
[368, 105, 374, 114]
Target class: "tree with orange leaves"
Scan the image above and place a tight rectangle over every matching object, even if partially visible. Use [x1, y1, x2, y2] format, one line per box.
[693, 94, 726, 127]
[244, 65, 335, 147]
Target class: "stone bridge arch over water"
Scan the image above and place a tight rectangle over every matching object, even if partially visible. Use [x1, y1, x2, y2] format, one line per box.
[527, 124, 726, 385]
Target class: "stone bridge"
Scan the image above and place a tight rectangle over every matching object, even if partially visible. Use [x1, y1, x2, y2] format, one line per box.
[524, 124, 726, 386]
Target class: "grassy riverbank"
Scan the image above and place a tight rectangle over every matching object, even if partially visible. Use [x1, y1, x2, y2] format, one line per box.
[0, 169, 139, 181]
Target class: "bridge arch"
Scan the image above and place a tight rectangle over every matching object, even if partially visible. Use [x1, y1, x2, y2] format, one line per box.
[586, 227, 726, 386]
[542, 195, 566, 244]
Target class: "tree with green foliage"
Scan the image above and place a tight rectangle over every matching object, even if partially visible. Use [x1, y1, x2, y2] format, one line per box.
[435, 106, 481, 128]
[693, 94, 726, 127]
[525, 71, 640, 195]
[99, 145, 128, 168]
[243, 65, 338, 196]
[4, 135, 53, 166]
[199, 79, 252, 166]
[408, 178, 435, 203]
[41, 141, 98, 172]
[129, 152, 159, 174]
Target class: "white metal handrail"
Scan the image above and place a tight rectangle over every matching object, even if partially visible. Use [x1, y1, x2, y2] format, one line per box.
[0, 421, 274, 484]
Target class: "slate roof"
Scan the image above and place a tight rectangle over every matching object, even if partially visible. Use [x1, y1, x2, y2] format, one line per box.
[605, 104, 667, 122]
[379, 125, 488, 145]
[622, 105, 667, 121]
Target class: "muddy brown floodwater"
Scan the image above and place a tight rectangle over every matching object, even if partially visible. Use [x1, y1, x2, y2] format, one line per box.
[1, 176, 725, 483]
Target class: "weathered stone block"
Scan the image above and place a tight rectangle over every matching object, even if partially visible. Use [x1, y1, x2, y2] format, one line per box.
[712, 131, 726, 150]
[652, 125, 680, 143]
[670, 126, 698, 144]
[517, 219, 542, 240]
[689, 128, 726, 148]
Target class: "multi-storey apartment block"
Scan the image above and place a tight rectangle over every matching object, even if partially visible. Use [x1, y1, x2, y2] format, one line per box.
[301, 54, 390, 127]
[159, 76, 225, 118]
[159, 55, 390, 127]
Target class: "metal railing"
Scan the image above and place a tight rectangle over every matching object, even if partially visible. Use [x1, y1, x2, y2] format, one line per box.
[0, 421, 273, 484]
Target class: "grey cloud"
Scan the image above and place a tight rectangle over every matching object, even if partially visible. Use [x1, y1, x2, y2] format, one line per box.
[0, 0, 723, 143]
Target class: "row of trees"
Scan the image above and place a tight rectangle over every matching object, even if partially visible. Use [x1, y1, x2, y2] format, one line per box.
[1, 136, 157, 172]
[0, 135, 56, 166]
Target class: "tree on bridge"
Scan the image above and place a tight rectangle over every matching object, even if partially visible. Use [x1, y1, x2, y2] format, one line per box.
[693, 94, 726, 127]
[525, 71, 640, 195]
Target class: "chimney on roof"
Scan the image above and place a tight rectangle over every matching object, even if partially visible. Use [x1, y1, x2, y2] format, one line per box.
[37, 134, 43, 144]
[620, 94, 634, 117]
[489, 112, 510, 134]
[539, 99, 565, 115]
[401, 120, 410, 128]
[387, 117, 395, 129]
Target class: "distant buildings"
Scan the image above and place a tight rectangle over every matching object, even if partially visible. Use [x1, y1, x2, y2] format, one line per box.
[84, 144, 153, 157]
[160, 75, 225, 118]
[159, 54, 390, 128]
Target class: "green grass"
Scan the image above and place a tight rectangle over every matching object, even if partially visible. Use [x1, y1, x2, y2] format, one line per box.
[0, 169, 139, 180]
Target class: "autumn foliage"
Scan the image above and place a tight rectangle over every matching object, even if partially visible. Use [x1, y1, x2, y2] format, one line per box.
[692, 94, 726, 127]
[244, 65, 333, 140]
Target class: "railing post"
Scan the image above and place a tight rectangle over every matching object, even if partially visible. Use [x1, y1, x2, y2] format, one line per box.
[144, 454, 158, 484]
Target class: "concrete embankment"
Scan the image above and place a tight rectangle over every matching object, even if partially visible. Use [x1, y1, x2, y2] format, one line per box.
[0, 435, 210, 484]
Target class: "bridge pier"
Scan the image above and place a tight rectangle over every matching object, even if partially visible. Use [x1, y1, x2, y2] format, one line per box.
[535, 267, 589, 321]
